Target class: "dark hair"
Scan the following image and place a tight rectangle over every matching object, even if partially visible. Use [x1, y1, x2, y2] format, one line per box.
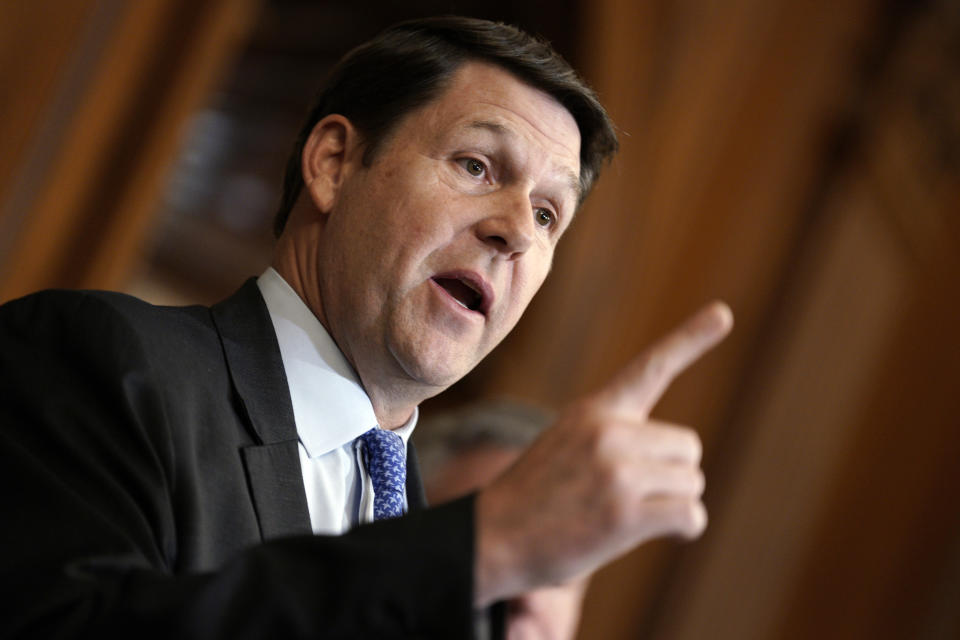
[273, 16, 618, 236]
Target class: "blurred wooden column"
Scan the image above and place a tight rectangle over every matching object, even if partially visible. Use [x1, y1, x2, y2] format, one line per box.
[646, 1, 960, 638]
[0, 0, 258, 302]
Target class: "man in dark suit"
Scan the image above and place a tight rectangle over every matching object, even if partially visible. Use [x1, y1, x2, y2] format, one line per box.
[0, 16, 731, 639]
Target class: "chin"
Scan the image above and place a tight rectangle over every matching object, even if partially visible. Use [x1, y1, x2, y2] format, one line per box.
[389, 342, 480, 390]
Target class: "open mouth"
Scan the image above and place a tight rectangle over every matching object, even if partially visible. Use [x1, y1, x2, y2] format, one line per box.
[432, 274, 487, 314]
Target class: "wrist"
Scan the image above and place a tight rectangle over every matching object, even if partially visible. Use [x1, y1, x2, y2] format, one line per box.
[474, 486, 524, 607]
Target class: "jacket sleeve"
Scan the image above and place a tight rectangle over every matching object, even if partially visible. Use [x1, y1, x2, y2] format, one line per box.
[0, 291, 477, 639]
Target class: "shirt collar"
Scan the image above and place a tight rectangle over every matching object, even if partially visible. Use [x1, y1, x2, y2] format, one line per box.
[256, 268, 417, 458]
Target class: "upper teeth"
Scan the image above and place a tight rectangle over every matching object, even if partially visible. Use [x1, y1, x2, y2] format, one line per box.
[461, 279, 480, 295]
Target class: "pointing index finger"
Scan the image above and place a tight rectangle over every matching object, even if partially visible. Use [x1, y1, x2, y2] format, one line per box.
[606, 301, 733, 416]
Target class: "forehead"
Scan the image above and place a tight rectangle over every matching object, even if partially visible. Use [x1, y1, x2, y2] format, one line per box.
[399, 62, 581, 184]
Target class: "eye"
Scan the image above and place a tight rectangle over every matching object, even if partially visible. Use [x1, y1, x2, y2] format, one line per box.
[535, 207, 556, 228]
[458, 157, 487, 177]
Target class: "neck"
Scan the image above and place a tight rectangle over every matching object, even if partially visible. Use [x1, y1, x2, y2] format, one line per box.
[272, 201, 445, 431]
[367, 394, 418, 430]
[271, 243, 430, 432]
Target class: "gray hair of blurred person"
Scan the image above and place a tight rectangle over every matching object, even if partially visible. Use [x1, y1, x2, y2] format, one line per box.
[414, 398, 554, 480]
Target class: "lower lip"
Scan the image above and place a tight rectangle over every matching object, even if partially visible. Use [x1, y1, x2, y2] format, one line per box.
[429, 279, 485, 321]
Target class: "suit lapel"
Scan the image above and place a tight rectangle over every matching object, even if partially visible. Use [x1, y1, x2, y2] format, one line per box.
[406, 442, 427, 510]
[211, 278, 312, 540]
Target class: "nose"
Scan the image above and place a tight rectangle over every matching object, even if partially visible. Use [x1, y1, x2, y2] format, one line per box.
[474, 190, 535, 259]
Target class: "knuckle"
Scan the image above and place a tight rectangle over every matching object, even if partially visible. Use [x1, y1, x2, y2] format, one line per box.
[559, 399, 607, 451]
[600, 458, 632, 495]
[691, 468, 706, 496]
[685, 430, 703, 462]
[578, 409, 627, 459]
[681, 501, 708, 537]
[581, 416, 610, 457]
[668, 424, 701, 460]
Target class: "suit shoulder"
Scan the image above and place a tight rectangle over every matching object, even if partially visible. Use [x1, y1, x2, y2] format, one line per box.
[2, 288, 209, 333]
[0, 288, 225, 371]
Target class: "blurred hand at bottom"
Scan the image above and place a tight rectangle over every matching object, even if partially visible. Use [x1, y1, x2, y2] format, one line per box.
[506, 577, 589, 640]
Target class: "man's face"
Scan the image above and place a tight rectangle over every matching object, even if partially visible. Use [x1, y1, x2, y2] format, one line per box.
[317, 62, 581, 397]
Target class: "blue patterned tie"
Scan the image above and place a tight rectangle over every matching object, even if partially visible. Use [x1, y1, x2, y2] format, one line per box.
[359, 427, 406, 520]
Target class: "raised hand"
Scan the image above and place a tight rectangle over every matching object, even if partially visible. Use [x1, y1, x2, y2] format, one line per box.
[474, 302, 733, 606]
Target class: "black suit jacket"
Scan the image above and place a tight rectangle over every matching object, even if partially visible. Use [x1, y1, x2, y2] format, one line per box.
[0, 280, 478, 638]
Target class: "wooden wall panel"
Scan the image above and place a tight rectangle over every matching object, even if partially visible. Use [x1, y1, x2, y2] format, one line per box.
[0, 0, 258, 302]
[0, 0, 104, 272]
[777, 282, 960, 638]
[769, 2, 960, 635]
[652, 179, 909, 639]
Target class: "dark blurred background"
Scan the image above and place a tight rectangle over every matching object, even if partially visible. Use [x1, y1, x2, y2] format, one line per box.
[2, 0, 959, 637]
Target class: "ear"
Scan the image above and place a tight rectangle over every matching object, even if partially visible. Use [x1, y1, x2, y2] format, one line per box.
[301, 114, 360, 214]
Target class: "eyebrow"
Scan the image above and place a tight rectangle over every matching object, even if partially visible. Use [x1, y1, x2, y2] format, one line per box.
[465, 120, 582, 204]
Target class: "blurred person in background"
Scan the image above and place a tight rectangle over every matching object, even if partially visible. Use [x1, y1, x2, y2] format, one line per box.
[416, 399, 585, 639]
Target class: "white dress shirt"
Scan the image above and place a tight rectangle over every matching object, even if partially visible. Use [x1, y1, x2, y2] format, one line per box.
[256, 268, 416, 535]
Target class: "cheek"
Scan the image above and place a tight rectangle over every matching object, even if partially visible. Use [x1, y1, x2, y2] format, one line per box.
[501, 256, 552, 327]
[383, 174, 454, 237]
[525, 249, 554, 296]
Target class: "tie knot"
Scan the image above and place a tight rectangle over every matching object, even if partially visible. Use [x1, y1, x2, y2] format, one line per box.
[359, 427, 406, 520]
